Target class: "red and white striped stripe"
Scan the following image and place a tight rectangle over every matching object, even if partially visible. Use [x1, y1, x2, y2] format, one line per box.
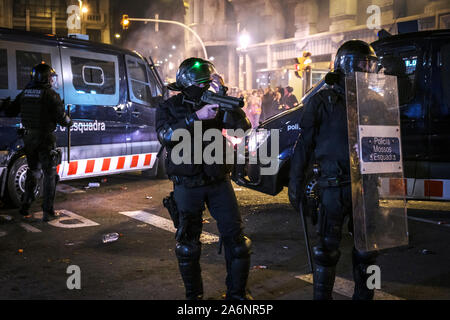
[379, 178, 450, 200]
[57, 153, 157, 180]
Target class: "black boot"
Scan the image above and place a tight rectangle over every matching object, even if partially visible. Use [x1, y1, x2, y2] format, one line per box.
[352, 247, 378, 300]
[42, 210, 59, 222]
[176, 242, 203, 300]
[312, 246, 340, 300]
[19, 168, 38, 217]
[224, 235, 252, 300]
[313, 264, 336, 300]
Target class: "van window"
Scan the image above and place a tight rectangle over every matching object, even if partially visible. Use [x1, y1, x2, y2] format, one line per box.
[126, 56, 152, 105]
[16, 50, 52, 89]
[0, 49, 7, 89]
[83, 66, 104, 86]
[70, 57, 115, 95]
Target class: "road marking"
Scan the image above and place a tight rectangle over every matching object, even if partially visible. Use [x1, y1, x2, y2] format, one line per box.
[119, 210, 220, 244]
[407, 216, 450, 227]
[45, 210, 99, 229]
[19, 223, 42, 233]
[0, 230, 6, 237]
[295, 274, 404, 300]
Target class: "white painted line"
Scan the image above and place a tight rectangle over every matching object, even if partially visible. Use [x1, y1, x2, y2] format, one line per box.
[0, 230, 6, 237]
[45, 210, 99, 229]
[119, 210, 220, 244]
[295, 274, 404, 300]
[408, 216, 450, 227]
[19, 223, 42, 233]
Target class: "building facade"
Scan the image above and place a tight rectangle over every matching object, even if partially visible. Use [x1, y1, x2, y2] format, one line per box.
[0, 0, 112, 44]
[184, 0, 450, 95]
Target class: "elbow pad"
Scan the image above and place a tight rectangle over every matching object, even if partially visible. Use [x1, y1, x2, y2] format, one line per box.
[158, 113, 199, 146]
[158, 125, 175, 146]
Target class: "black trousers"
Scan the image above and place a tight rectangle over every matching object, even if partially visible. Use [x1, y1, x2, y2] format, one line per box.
[22, 132, 58, 214]
[173, 177, 243, 240]
[173, 177, 249, 298]
[317, 185, 352, 250]
[313, 185, 378, 300]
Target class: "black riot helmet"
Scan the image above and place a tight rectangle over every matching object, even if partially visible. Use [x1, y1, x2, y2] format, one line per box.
[168, 58, 216, 99]
[334, 40, 378, 76]
[31, 63, 57, 84]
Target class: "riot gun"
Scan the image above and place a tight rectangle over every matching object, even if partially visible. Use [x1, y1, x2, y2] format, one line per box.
[183, 90, 244, 112]
[183, 90, 247, 129]
[200, 90, 244, 111]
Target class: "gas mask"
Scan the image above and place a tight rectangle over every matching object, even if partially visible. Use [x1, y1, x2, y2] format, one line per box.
[183, 83, 210, 102]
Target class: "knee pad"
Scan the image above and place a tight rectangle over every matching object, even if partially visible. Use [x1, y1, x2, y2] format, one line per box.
[175, 241, 201, 261]
[230, 235, 252, 259]
[222, 234, 252, 259]
[313, 245, 340, 267]
[352, 248, 378, 266]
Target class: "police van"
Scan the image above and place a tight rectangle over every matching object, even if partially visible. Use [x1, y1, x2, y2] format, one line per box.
[233, 29, 450, 201]
[0, 28, 167, 206]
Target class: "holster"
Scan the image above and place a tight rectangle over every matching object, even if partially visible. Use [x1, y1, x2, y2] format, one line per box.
[163, 192, 180, 229]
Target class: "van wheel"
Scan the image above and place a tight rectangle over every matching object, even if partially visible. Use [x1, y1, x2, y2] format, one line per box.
[7, 156, 41, 208]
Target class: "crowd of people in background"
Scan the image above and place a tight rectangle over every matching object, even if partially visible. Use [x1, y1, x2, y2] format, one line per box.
[229, 86, 299, 128]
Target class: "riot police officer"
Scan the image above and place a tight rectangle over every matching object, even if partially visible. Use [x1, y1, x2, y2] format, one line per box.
[3, 63, 72, 222]
[156, 58, 252, 300]
[288, 40, 379, 300]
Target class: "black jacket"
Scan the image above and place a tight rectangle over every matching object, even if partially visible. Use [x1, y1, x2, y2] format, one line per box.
[156, 93, 250, 179]
[5, 82, 72, 132]
[288, 84, 350, 205]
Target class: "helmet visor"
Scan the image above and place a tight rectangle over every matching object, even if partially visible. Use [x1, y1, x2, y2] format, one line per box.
[354, 57, 379, 74]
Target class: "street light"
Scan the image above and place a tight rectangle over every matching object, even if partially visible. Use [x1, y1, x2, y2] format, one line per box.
[239, 31, 250, 50]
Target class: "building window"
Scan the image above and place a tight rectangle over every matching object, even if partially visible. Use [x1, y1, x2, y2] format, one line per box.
[13, 0, 68, 19]
[70, 56, 116, 95]
[16, 50, 52, 90]
[0, 49, 8, 89]
[85, 0, 100, 14]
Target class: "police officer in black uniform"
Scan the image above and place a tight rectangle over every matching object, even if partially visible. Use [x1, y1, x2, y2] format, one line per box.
[156, 58, 252, 300]
[3, 63, 72, 222]
[288, 40, 379, 300]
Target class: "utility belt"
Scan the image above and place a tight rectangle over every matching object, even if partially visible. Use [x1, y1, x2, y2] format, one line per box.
[170, 173, 225, 188]
[316, 176, 351, 188]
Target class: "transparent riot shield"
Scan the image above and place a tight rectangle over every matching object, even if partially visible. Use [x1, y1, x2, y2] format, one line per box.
[346, 72, 408, 252]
